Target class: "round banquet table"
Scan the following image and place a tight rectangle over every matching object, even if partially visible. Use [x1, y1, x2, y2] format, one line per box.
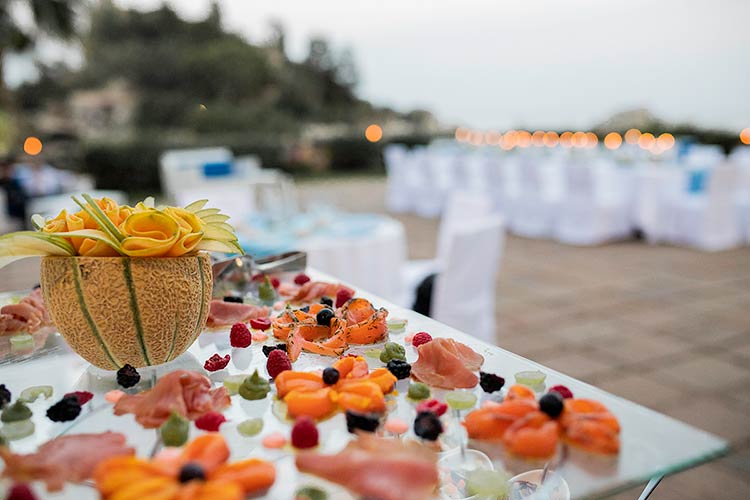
[236, 213, 407, 303]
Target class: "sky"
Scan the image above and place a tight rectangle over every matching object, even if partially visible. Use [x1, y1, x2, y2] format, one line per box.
[5, 0, 750, 131]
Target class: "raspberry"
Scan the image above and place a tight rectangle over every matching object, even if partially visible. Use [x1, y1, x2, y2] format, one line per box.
[194, 412, 227, 432]
[116, 364, 141, 388]
[204, 353, 230, 372]
[64, 391, 94, 405]
[270, 277, 280, 289]
[416, 399, 448, 417]
[294, 273, 311, 285]
[7, 483, 37, 500]
[412, 332, 433, 348]
[549, 385, 574, 399]
[230, 323, 252, 348]
[250, 317, 271, 331]
[266, 349, 292, 378]
[291, 416, 319, 449]
[46, 395, 81, 422]
[479, 372, 505, 393]
[335, 288, 353, 308]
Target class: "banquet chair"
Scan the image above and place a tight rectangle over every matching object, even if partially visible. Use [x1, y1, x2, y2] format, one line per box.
[667, 164, 743, 251]
[400, 192, 495, 308]
[412, 147, 448, 218]
[432, 214, 506, 344]
[507, 157, 559, 238]
[159, 147, 233, 203]
[383, 144, 412, 213]
[730, 147, 750, 243]
[554, 161, 632, 245]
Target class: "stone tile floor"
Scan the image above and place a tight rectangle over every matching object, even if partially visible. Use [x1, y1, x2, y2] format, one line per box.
[1, 177, 748, 499]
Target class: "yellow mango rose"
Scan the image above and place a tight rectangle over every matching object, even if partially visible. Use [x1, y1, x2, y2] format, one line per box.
[162, 207, 204, 257]
[119, 210, 180, 257]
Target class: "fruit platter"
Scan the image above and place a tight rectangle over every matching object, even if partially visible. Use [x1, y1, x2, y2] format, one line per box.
[0, 196, 729, 499]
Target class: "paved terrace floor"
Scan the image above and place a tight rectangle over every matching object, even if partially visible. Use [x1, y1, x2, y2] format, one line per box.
[1, 177, 748, 499]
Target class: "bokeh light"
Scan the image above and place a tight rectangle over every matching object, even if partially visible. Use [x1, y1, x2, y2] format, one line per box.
[365, 124, 383, 142]
[455, 127, 469, 142]
[559, 131, 573, 148]
[23, 136, 43, 156]
[517, 130, 532, 148]
[604, 132, 622, 150]
[572, 131, 587, 148]
[656, 133, 675, 150]
[638, 132, 656, 149]
[543, 131, 559, 147]
[469, 130, 484, 146]
[485, 131, 502, 146]
[531, 130, 545, 146]
[624, 128, 641, 145]
[740, 128, 750, 145]
[585, 132, 598, 148]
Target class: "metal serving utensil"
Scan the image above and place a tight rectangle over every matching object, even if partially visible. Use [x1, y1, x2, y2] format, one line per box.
[211, 251, 307, 298]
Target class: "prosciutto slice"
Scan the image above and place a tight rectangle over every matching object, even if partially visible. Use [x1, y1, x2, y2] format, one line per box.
[295, 433, 438, 500]
[206, 300, 269, 328]
[411, 337, 484, 389]
[287, 281, 354, 303]
[114, 370, 230, 428]
[0, 288, 52, 335]
[0, 432, 134, 492]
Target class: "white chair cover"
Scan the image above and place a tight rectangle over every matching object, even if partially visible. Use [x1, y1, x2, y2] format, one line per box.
[432, 214, 505, 344]
[383, 144, 412, 213]
[508, 157, 558, 238]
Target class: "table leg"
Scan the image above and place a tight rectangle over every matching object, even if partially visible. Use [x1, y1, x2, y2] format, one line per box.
[636, 476, 663, 500]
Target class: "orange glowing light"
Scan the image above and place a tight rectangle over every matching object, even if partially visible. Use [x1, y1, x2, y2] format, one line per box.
[365, 124, 383, 142]
[455, 127, 469, 142]
[638, 132, 656, 149]
[531, 130, 545, 146]
[603, 132, 622, 150]
[657, 133, 675, 150]
[516, 130, 532, 148]
[469, 131, 484, 146]
[572, 132, 587, 148]
[543, 131, 559, 147]
[485, 131, 502, 145]
[23, 136, 43, 156]
[624, 128, 641, 145]
[585, 132, 598, 148]
[740, 128, 750, 145]
[560, 131, 573, 148]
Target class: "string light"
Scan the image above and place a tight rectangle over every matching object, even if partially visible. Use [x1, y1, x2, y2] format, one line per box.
[740, 128, 750, 145]
[585, 132, 598, 148]
[604, 132, 622, 150]
[531, 130, 545, 146]
[656, 133, 675, 150]
[572, 131, 587, 148]
[624, 128, 641, 145]
[517, 130, 532, 148]
[638, 132, 656, 149]
[455, 127, 469, 142]
[560, 131, 573, 148]
[543, 131, 559, 147]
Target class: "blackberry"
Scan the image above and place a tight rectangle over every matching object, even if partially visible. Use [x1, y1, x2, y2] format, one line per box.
[299, 306, 311, 313]
[0, 384, 11, 408]
[316, 308, 334, 326]
[320, 296, 333, 307]
[479, 372, 505, 393]
[222, 296, 243, 303]
[178, 462, 206, 483]
[386, 359, 411, 380]
[46, 395, 82, 422]
[539, 392, 564, 418]
[345, 410, 380, 433]
[262, 343, 287, 357]
[116, 364, 141, 388]
[413, 411, 443, 441]
[322, 367, 340, 385]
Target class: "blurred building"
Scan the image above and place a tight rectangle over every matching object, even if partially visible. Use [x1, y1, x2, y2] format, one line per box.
[69, 80, 136, 140]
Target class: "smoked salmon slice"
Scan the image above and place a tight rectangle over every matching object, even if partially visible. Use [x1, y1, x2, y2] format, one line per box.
[410, 338, 484, 389]
[463, 399, 538, 440]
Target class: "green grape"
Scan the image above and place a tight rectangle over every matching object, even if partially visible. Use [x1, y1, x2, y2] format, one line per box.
[19, 385, 53, 403]
[0, 419, 35, 441]
[407, 382, 430, 401]
[379, 342, 406, 363]
[160, 412, 189, 447]
[10, 334, 33, 352]
[237, 418, 264, 437]
[222, 375, 247, 396]
[295, 486, 328, 500]
[445, 390, 478, 411]
[466, 469, 511, 498]
[515, 370, 547, 387]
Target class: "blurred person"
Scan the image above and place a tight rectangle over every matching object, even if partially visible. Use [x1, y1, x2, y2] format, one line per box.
[13, 155, 67, 197]
[0, 156, 27, 228]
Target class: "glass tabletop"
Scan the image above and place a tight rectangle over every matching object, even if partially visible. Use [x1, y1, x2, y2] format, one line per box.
[0, 272, 728, 500]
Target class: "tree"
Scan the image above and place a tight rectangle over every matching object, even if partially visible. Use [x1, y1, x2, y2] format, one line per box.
[0, 0, 79, 108]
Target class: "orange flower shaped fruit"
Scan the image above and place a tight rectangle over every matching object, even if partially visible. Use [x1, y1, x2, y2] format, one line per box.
[94, 433, 275, 500]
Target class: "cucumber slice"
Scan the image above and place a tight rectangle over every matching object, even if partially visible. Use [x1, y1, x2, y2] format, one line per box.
[514, 370, 547, 387]
[445, 390, 478, 410]
[19, 385, 54, 403]
[10, 334, 34, 353]
[223, 375, 247, 396]
[387, 318, 408, 330]
[237, 418, 264, 437]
